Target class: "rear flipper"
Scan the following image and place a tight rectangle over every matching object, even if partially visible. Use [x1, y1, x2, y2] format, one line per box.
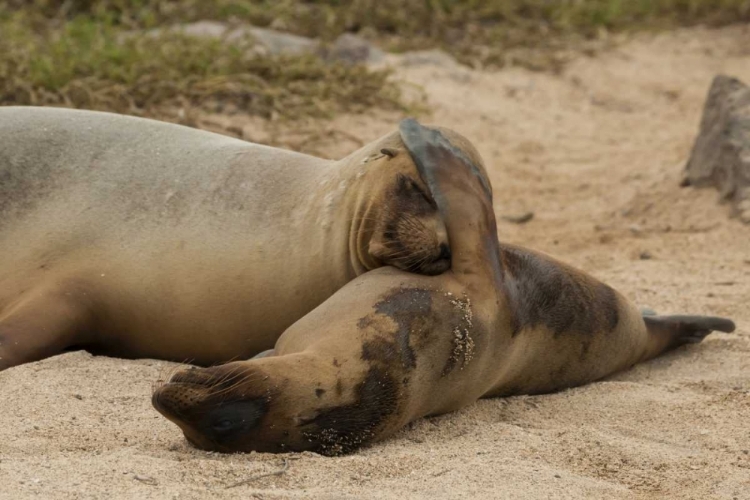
[643, 314, 736, 357]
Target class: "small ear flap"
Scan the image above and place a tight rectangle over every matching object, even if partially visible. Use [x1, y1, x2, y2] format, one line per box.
[398, 118, 500, 281]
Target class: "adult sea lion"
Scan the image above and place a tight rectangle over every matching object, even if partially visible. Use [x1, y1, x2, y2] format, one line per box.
[152, 119, 735, 455]
[0, 107, 454, 370]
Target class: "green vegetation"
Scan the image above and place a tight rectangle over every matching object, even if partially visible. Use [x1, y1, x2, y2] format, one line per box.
[1, 0, 749, 121]
[0, 8, 405, 120]
[12, 1, 750, 35]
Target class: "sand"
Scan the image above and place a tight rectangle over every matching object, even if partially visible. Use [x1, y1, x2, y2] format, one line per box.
[1, 25, 749, 500]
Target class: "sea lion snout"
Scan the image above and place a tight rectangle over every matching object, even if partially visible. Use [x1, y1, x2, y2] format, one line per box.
[152, 364, 272, 451]
[367, 171, 452, 276]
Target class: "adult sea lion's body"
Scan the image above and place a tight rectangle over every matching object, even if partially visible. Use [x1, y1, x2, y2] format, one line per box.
[0, 107, 453, 369]
[153, 120, 735, 455]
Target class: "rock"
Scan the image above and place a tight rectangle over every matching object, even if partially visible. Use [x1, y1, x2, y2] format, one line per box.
[142, 21, 320, 57]
[133, 474, 158, 486]
[398, 49, 460, 68]
[140, 23, 393, 65]
[248, 26, 320, 56]
[684, 75, 750, 222]
[322, 33, 385, 65]
[167, 20, 228, 39]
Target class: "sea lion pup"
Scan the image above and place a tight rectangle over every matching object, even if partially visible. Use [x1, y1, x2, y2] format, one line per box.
[152, 119, 735, 455]
[0, 107, 455, 370]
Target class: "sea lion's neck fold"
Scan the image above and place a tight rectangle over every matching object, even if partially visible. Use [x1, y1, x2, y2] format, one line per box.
[305, 160, 382, 283]
[347, 192, 382, 274]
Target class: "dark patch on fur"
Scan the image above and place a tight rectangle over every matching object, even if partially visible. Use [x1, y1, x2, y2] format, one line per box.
[332, 358, 341, 368]
[553, 366, 568, 382]
[315, 388, 325, 398]
[356, 316, 375, 330]
[579, 338, 593, 361]
[302, 286, 489, 455]
[0, 128, 74, 227]
[300, 365, 399, 455]
[500, 247, 620, 337]
[358, 288, 434, 370]
[361, 337, 402, 365]
[335, 379, 343, 396]
[300, 287, 464, 455]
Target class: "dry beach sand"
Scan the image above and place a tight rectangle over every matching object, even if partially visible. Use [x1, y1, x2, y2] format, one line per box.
[1, 25, 749, 500]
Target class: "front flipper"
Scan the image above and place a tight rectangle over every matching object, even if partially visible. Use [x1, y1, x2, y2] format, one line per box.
[0, 284, 93, 370]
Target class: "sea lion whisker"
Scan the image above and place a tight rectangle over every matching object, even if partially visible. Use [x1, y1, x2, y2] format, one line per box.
[381, 248, 419, 259]
[202, 368, 269, 397]
[162, 362, 190, 384]
[208, 367, 249, 389]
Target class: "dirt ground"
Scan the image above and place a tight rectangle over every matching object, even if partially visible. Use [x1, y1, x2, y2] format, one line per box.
[1, 25, 749, 500]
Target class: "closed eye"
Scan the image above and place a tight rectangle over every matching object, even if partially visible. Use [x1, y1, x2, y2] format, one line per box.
[407, 178, 437, 209]
[212, 418, 235, 432]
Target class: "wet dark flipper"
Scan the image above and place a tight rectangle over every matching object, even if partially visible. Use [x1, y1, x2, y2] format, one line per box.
[643, 314, 736, 349]
[0, 284, 93, 371]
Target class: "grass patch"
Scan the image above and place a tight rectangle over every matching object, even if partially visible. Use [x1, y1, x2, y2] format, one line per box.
[0, 0, 748, 126]
[10, 0, 750, 67]
[0, 8, 407, 120]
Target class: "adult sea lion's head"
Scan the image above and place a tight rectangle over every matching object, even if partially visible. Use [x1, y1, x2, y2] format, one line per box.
[353, 122, 492, 276]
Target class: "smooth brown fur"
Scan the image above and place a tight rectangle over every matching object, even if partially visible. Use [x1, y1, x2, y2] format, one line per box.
[0, 108, 455, 370]
[152, 120, 735, 455]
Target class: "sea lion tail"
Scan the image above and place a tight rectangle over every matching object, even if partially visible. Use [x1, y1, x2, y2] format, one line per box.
[643, 314, 736, 350]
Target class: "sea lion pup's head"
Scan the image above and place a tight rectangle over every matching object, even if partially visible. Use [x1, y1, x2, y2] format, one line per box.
[152, 363, 274, 453]
[152, 355, 383, 455]
[347, 125, 491, 276]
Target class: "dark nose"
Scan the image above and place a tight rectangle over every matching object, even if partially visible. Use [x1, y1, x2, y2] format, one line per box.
[438, 243, 451, 261]
[205, 400, 268, 441]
